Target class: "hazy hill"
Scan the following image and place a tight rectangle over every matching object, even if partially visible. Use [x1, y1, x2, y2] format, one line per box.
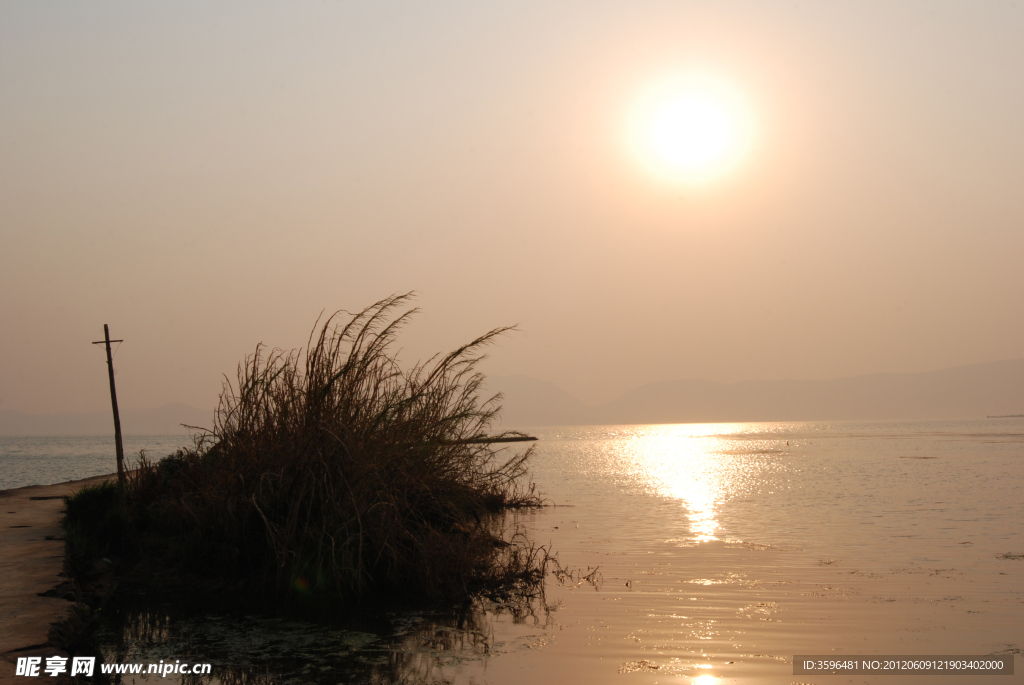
[488, 358, 1024, 428]
[0, 403, 212, 437]
[483, 375, 594, 428]
[5, 359, 1021, 435]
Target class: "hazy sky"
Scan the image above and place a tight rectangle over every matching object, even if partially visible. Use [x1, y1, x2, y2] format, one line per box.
[2, 0, 1022, 415]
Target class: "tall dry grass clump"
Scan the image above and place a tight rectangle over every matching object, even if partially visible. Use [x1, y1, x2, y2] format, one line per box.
[120, 294, 541, 602]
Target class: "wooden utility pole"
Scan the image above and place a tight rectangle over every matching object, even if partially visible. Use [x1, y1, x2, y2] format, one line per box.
[93, 325, 125, 486]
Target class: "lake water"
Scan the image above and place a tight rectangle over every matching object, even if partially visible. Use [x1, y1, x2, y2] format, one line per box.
[6, 419, 1022, 683]
[0, 435, 191, 491]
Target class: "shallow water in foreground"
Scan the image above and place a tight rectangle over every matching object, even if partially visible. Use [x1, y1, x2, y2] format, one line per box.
[26, 419, 1024, 683]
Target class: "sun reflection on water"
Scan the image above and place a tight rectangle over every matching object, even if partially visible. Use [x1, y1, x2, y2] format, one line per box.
[605, 423, 787, 543]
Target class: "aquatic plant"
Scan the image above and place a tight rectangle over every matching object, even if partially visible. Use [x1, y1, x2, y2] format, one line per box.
[108, 294, 541, 603]
[62, 480, 128, 576]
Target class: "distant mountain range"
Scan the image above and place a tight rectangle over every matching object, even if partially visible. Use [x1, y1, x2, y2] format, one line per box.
[0, 403, 212, 437]
[2, 359, 1021, 436]
[486, 358, 1024, 429]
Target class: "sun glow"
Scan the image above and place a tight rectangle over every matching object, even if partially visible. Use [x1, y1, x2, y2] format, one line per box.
[630, 75, 752, 184]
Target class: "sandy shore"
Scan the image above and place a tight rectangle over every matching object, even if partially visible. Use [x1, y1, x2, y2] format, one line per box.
[0, 474, 113, 685]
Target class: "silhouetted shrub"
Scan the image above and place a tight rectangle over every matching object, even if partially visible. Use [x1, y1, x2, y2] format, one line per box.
[117, 294, 542, 603]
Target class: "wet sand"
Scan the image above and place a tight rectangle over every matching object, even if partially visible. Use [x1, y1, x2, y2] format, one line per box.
[0, 475, 112, 685]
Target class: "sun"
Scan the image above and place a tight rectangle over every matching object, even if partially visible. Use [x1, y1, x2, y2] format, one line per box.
[630, 75, 752, 184]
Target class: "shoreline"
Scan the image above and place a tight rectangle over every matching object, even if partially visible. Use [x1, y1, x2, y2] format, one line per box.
[0, 474, 114, 684]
